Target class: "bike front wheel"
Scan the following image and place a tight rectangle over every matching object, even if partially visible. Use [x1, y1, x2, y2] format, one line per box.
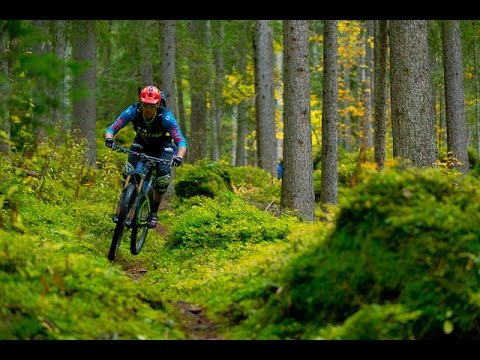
[108, 183, 135, 261]
[130, 192, 150, 255]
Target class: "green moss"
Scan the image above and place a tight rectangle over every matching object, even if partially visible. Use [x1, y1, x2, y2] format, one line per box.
[317, 304, 421, 340]
[262, 168, 480, 339]
[167, 197, 296, 249]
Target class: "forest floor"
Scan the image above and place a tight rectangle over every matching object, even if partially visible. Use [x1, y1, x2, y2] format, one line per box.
[120, 223, 224, 340]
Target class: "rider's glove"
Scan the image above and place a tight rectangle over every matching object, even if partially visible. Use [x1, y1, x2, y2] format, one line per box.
[105, 138, 115, 149]
[170, 156, 183, 167]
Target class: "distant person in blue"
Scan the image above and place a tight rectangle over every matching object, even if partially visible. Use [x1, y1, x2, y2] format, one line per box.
[277, 159, 283, 180]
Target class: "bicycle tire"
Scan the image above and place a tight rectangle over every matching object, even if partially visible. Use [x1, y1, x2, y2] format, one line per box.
[108, 183, 135, 261]
[130, 192, 150, 255]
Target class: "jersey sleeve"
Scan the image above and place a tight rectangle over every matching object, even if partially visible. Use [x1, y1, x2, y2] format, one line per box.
[104, 105, 136, 138]
[162, 109, 188, 149]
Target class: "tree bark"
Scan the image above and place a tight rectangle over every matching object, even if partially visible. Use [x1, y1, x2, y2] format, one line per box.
[50, 20, 67, 145]
[442, 20, 469, 173]
[0, 22, 10, 156]
[138, 20, 154, 86]
[255, 20, 277, 177]
[159, 20, 177, 204]
[160, 20, 176, 108]
[281, 20, 315, 221]
[373, 20, 388, 170]
[211, 21, 224, 161]
[187, 20, 208, 162]
[363, 20, 374, 148]
[390, 20, 437, 169]
[474, 21, 480, 157]
[235, 22, 249, 167]
[320, 20, 339, 208]
[72, 20, 97, 168]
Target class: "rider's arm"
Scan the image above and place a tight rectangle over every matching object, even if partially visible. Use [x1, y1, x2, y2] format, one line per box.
[176, 145, 187, 160]
[162, 109, 187, 159]
[105, 105, 136, 140]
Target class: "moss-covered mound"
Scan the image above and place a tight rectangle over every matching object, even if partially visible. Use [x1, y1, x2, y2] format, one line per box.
[228, 165, 281, 206]
[174, 160, 233, 200]
[0, 231, 183, 340]
[293, 169, 480, 339]
[249, 169, 480, 339]
[166, 196, 296, 249]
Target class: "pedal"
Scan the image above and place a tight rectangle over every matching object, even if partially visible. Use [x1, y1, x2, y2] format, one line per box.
[112, 214, 118, 223]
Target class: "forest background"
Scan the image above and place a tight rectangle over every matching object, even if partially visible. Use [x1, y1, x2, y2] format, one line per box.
[1, 20, 480, 341]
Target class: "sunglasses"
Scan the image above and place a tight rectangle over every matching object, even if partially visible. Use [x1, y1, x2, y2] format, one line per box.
[142, 103, 157, 109]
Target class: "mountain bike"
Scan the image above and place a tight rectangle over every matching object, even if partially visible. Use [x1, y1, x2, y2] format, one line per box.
[108, 143, 170, 261]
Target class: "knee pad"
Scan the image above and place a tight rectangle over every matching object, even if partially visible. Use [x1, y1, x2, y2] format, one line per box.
[123, 162, 135, 177]
[156, 174, 171, 193]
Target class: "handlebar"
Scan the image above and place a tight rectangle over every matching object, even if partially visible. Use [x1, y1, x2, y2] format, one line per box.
[112, 144, 170, 165]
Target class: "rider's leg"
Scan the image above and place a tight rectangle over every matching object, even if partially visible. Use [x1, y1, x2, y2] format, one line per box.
[151, 188, 164, 213]
[147, 173, 171, 228]
[147, 147, 174, 228]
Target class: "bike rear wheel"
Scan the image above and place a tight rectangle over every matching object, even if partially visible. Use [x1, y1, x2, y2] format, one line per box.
[130, 192, 151, 255]
[108, 183, 135, 261]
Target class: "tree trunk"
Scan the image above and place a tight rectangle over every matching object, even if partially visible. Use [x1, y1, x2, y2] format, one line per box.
[72, 20, 97, 168]
[442, 20, 469, 173]
[160, 20, 176, 107]
[211, 21, 224, 162]
[159, 20, 177, 204]
[474, 21, 480, 157]
[0, 23, 10, 156]
[138, 20, 154, 86]
[373, 20, 388, 170]
[32, 20, 50, 146]
[363, 20, 374, 148]
[390, 20, 437, 169]
[187, 20, 208, 162]
[340, 33, 352, 152]
[206, 20, 218, 162]
[439, 79, 446, 148]
[255, 20, 277, 177]
[50, 20, 68, 145]
[235, 23, 249, 167]
[176, 74, 187, 140]
[281, 20, 315, 221]
[320, 20, 339, 209]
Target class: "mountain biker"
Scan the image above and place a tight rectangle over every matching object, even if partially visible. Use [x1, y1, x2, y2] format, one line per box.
[277, 159, 283, 180]
[104, 85, 187, 228]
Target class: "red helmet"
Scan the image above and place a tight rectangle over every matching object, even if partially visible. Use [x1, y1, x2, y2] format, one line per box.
[140, 85, 161, 105]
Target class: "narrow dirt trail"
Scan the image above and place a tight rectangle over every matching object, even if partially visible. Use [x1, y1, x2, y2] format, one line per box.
[119, 223, 224, 340]
[172, 300, 224, 340]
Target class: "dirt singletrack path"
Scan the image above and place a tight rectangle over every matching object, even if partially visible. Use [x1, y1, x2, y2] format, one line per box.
[118, 223, 224, 340]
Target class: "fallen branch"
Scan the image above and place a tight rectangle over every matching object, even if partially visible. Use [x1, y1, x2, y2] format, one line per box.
[12, 166, 40, 177]
[264, 200, 275, 212]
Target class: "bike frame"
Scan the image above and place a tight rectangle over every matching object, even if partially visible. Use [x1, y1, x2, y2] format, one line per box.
[124, 157, 154, 226]
[108, 144, 170, 260]
[114, 145, 166, 224]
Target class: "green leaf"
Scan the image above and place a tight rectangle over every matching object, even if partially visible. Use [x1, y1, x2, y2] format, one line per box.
[443, 320, 454, 334]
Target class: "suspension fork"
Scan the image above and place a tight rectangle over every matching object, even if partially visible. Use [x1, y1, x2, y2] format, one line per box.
[126, 177, 145, 226]
[114, 174, 132, 218]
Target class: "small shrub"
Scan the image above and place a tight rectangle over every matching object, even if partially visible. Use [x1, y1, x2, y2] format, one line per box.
[167, 197, 296, 249]
[174, 160, 233, 200]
